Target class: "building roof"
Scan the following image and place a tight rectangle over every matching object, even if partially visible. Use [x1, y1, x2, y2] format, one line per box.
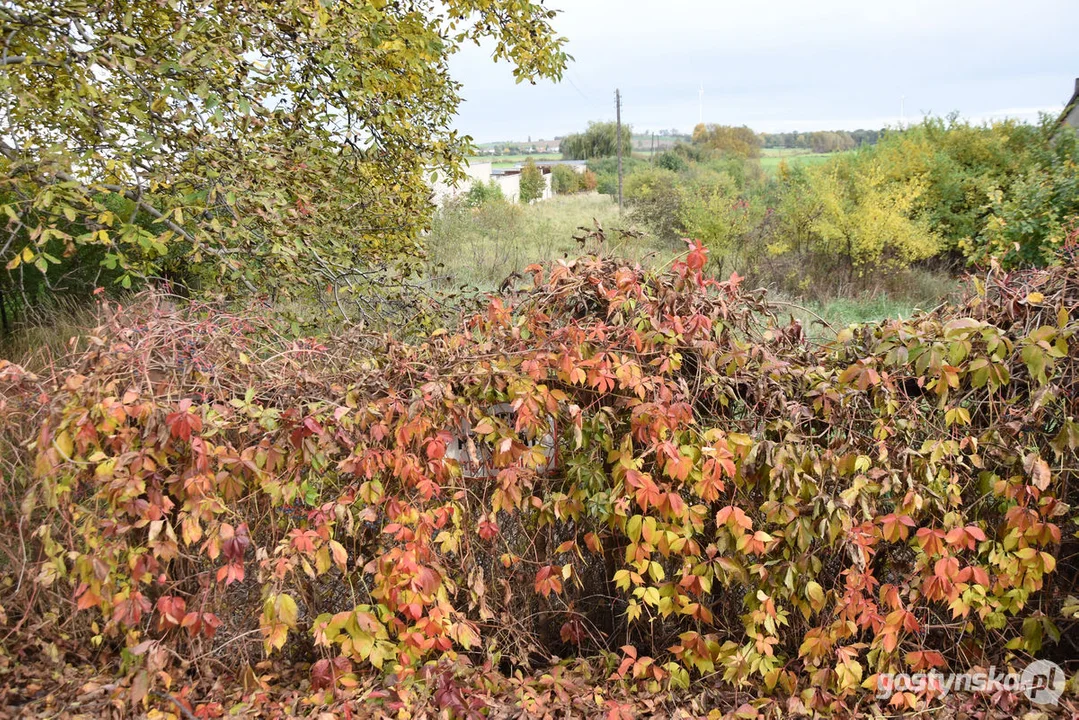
[1056, 78, 1079, 127]
[527, 160, 587, 167]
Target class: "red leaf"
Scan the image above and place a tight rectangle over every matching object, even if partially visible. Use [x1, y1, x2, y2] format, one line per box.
[311, 659, 334, 690]
[534, 565, 563, 598]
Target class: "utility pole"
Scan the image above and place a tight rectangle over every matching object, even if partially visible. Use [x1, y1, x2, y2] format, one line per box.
[615, 88, 623, 213]
[650, 132, 655, 164]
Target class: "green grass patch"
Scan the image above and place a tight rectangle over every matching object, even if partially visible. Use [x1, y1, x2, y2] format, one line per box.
[769, 269, 958, 340]
[759, 149, 841, 174]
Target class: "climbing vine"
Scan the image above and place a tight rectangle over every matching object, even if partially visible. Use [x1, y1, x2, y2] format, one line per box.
[1, 244, 1076, 715]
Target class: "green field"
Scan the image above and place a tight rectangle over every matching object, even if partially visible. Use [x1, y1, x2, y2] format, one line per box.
[466, 152, 562, 169]
[466, 147, 848, 173]
[759, 147, 845, 173]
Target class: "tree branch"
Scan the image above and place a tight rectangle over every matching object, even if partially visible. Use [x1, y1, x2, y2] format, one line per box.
[0, 142, 257, 292]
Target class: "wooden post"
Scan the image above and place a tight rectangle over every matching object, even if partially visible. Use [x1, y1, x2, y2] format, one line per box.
[615, 88, 623, 213]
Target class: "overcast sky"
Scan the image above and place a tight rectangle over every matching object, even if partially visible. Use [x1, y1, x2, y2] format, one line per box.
[448, 0, 1079, 143]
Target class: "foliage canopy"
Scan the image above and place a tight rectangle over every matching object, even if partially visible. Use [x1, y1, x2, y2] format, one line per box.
[0, 0, 568, 297]
[691, 123, 763, 159]
[560, 121, 634, 160]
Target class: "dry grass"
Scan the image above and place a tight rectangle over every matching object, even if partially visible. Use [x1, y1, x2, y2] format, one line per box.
[425, 194, 682, 290]
[0, 295, 105, 371]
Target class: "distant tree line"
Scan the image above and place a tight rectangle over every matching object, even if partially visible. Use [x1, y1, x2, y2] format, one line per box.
[761, 129, 882, 152]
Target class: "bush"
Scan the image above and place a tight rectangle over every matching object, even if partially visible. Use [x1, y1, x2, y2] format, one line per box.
[3, 248, 1077, 715]
[679, 171, 764, 265]
[656, 151, 688, 173]
[465, 179, 505, 207]
[551, 165, 581, 195]
[624, 167, 683, 241]
[579, 168, 598, 192]
[587, 156, 648, 197]
[742, 157, 941, 297]
[964, 127, 1079, 267]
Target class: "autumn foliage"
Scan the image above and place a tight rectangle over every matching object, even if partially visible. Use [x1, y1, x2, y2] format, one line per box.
[1, 243, 1077, 716]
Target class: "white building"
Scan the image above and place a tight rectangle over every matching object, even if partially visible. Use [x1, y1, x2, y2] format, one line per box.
[429, 160, 587, 205]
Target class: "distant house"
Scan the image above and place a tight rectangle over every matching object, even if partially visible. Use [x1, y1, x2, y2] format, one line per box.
[429, 159, 587, 205]
[1057, 78, 1079, 129]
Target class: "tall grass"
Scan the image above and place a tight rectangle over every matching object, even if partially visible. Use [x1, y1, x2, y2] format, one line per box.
[0, 295, 104, 371]
[769, 267, 958, 340]
[424, 192, 959, 338]
[426, 194, 682, 290]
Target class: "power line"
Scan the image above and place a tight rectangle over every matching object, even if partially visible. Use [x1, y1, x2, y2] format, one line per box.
[566, 74, 591, 102]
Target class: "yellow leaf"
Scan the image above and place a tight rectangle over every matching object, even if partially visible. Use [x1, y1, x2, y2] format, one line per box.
[315, 546, 331, 575]
[806, 581, 825, 611]
[267, 622, 288, 651]
[55, 430, 74, 459]
[276, 593, 299, 628]
[329, 540, 347, 569]
[1024, 292, 1045, 304]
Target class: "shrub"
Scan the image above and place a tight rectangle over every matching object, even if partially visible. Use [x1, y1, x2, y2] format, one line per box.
[679, 171, 764, 265]
[964, 127, 1079, 267]
[807, 159, 940, 269]
[3, 246, 1077, 715]
[656, 151, 688, 173]
[624, 167, 683, 241]
[579, 168, 598, 192]
[465, 179, 505, 207]
[551, 165, 581, 195]
[587, 156, 648, 197]
[747, 158, 941, 296]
